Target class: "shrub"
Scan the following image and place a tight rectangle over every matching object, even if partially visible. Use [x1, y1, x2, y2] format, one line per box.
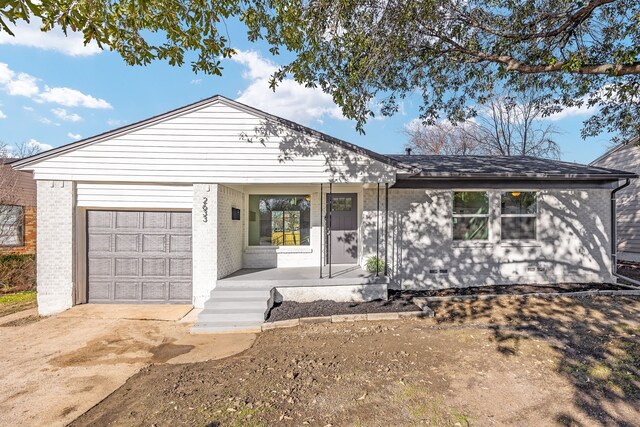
[0, 254, 36, 294]
[366, 255, 385, 274]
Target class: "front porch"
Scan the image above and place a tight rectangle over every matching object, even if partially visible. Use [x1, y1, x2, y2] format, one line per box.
[219, 264, 389, 287]
[192, 265, 390, 333]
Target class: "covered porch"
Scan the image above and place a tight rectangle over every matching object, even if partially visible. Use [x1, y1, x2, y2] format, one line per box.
[219, 264, 390, 288]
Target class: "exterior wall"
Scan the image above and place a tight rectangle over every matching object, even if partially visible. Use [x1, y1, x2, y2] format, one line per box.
[77, 183, 192, 209]
[36, 180, 75, 315]
[592, 144, 640, 258]
[362, 188, 614, 289]
[192, 184, 217, 308]
[25, 101, 398, 184]
[0, 206, 36, 255]
[0, 166, 37, 255]
[216, 185, 243, 279]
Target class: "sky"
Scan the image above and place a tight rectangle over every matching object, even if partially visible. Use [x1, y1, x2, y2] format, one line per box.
[0, 18, 616, 164]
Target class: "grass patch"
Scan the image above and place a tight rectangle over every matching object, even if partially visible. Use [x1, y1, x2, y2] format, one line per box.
[396, 383, 472, 426]
[0, 290, 37, 317]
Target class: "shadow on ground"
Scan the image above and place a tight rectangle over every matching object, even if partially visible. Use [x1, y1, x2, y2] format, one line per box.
[430, 296, 640, 426]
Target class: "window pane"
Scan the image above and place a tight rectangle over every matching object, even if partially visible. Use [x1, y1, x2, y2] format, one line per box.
[501, 192, 537, 215]
[453, 192, 489, 215]
[453, 217, 489, 240]
[0, 205, 23, 246]
[331, 197, 353, 211]
[248, 195, 310, 246]
[501, 217, 536, 240]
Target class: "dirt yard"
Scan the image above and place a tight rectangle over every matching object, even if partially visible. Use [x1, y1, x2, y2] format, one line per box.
[72, 296, 640, 427]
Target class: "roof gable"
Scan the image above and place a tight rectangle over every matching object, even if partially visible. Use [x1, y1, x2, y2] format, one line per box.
[13, 96, 404, 184]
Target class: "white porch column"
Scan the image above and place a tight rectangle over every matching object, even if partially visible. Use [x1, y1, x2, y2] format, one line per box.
[192, 184, 218, 308]
[36, 180, 75, 315]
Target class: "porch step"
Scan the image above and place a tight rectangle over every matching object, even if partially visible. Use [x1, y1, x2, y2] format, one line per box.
[192, 286, 273, 333]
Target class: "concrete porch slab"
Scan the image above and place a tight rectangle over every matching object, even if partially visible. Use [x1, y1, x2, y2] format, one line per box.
[58, 304, 194, 321]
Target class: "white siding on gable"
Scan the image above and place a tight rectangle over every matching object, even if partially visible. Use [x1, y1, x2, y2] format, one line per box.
[28, 102, 398, 184]
[76, 183, 193, 209]
[593, 144, 640, 255]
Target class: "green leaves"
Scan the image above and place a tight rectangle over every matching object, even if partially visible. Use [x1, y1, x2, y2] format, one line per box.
[1, 0, 639, 141]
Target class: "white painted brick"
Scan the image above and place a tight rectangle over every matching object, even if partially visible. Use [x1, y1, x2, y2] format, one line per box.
[192, 184, 217, 308]
[37, 180, 74, 315]
[362, 188, 614, 289]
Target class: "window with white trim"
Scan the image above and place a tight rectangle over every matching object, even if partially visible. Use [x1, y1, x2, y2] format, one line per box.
[0, 205, 24, 247]
[452, 192, 489, 240]
[500, 192, 537, 240]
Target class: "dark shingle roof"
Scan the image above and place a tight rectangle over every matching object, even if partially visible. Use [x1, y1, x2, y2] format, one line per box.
[387, 155, 638, 180]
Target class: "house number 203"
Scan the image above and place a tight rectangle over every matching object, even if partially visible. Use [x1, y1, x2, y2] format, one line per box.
[202, 197, 208, 223]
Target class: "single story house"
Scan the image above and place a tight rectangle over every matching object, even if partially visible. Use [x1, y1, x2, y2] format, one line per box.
[0, 159, 37, 255]
[13, 96, 637, 332]
[591, 141, 640, 262]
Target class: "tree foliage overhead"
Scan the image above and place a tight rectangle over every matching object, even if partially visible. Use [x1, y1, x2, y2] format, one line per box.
[2, 0, 639, 140]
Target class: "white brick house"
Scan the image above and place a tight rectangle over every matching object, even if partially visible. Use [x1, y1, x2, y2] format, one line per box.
[13, 96, 637, 331]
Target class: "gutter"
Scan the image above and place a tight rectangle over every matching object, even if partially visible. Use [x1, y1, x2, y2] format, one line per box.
[609, 178, 640, 289]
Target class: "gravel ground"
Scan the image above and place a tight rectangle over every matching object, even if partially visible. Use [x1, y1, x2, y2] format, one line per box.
[267, 283, 629, 322]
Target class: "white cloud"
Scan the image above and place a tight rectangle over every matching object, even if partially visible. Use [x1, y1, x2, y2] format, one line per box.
[5, 72, 39, 97]
[26, 138, 53, 151]
[231, 50, 344, 125]
[67, 132, 82, 140]
[190, 78, 202, 85]
[22, 106, 33, 111]
[545, 103, 598, 121]
[38, 117, 59, 126]
[0, 110, 5, 119]
[38, 86, 112, 109]
[0, 18, 101, 57]
[52, 108, 82, 122]
[0, 63, 112, 110]
[107, 118, 126, 127]
[0, 63, 14, 84]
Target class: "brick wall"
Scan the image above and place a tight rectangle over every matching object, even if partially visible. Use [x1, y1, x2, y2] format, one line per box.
[36, 180, 74, 315]
[362, 188, 614, 289]
[0, 205, 36, 255]
[216, 185, 243, 279]
[192, 184, 217, 307]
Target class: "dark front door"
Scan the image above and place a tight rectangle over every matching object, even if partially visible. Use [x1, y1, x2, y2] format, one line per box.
[327, 193, 358, 264]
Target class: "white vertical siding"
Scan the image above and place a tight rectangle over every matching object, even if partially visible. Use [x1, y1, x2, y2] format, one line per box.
[28, 101, 398, 184]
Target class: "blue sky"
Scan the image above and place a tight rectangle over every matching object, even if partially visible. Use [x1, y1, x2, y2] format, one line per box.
[0, 18, 615, 163]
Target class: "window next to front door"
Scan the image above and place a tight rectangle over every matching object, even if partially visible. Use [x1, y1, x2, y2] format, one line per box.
[248, 195, 311, 246]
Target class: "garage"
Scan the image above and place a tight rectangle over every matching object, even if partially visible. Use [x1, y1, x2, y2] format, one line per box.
[87, 210, 193, 303]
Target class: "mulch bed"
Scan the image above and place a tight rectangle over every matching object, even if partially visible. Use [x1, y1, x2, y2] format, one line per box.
[266, 291, 420, 322]
[618, 261, 640, 283]
[267, 283, 631, 322]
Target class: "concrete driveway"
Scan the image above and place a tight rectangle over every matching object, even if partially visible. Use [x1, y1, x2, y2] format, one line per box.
[0, 305, 256, 427]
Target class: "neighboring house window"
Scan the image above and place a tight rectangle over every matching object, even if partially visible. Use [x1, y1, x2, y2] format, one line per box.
[248, 195, 311, 246]
[0, 205, 24, 247]
[452, 192, 489, 240]
[501, 192, 537, 240]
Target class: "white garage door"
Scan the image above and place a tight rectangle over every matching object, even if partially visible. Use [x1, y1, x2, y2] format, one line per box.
[87, 210, 192, 303]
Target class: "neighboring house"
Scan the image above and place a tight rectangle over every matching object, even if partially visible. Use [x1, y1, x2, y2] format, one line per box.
[12, 96, 637, 332]
[0, 159, 36, 256]
[591, 141, 640, 262]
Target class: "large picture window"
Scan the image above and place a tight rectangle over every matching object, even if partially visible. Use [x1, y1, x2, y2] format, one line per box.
[501, 192, 537, 240]
[452, 192, 489, 240]
[248, 195, 311, 246]
[0, 205, 24, 247]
